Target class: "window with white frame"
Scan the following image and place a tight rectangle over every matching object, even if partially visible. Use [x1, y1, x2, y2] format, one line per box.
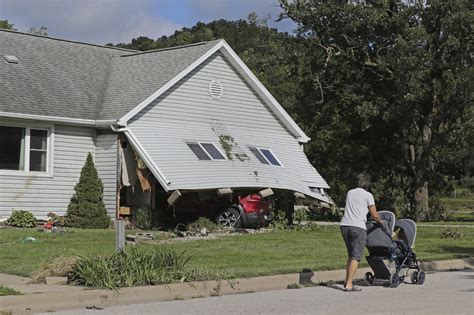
[0, 125, 50, 172]
[249, 147, 282, 166]
[187, 142, 226, 160]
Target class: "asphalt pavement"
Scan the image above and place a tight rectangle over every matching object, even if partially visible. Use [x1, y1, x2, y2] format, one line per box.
[48, 270, 473, 315]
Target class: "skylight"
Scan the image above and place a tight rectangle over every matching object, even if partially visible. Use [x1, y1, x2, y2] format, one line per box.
[187, 142, 226, 161]
[249, 147, 282, 166]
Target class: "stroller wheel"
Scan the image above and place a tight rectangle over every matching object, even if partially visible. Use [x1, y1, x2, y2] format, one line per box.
[390, 274, 400, 288]
[364, 272, 374, 285]
[417, 271, 426, 285]
[411, 271, 418, 284]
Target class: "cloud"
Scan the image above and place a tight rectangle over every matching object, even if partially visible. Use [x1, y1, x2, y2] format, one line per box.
[0, 0, 296, 44]
[0, 0, 182, 44]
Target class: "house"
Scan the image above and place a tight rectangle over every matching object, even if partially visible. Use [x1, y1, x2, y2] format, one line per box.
[0, 29, 330, 221]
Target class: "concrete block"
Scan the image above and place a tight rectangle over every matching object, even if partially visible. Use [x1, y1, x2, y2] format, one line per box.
[217, 187, 233, 196]
[167, 190, 182, 206]
[258, 188, 274, 198]
[45, 277, 68, 285]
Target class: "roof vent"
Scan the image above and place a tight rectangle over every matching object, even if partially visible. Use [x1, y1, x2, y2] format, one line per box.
[3, 55, 19, 64]
[209, 80, 224, 99]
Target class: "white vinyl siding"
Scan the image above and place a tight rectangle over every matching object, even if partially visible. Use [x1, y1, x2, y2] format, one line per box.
[0, 123, 117, 219]
[128, 52, 328, 194]
[95, 132, 118, 216]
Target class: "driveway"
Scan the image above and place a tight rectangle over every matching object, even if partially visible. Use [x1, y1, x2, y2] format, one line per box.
[46, 270, 473, 314]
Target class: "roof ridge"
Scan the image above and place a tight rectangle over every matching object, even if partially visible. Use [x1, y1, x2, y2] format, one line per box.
[120, 39, 224, 57]
[0, 28, 138, 53]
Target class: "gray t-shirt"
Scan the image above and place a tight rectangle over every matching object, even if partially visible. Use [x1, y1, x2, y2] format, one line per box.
[340, 188, 375, 230]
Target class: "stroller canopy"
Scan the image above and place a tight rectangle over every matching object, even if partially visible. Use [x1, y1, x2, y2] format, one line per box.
[395, 219, 417, 248]
[366, 211, 397, 249]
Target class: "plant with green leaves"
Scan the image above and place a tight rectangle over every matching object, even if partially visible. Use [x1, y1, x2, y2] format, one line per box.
[69, 246, 191, 290]
[132, 208, 154, 230]
[0, 285, 22, 296]
[5, 210, 36, 228]
[189, 217, 221, 233]
[65, 153, 110, 229]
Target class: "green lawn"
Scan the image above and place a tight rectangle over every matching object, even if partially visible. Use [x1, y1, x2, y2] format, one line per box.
[440, 196, 474, 222]
[1, 225, 473, 278]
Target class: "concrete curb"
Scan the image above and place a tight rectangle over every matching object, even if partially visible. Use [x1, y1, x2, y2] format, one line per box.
[1, 257, 472, 314]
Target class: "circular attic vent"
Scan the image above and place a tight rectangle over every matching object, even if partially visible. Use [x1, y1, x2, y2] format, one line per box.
[209, 80, 224, 99]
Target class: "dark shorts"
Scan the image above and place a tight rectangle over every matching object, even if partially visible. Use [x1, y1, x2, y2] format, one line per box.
[340, 226, 367, 261]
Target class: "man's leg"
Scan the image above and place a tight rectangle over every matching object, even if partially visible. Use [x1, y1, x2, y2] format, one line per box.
[345, 259, 359, 289]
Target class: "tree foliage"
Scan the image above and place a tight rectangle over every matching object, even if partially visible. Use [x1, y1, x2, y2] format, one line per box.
[0, 20, 16, 30]
[110, 14, 304, 113]
[281, 0, 473, 219]
[27, 26, 48, 36]
[65, 153, 110, 229]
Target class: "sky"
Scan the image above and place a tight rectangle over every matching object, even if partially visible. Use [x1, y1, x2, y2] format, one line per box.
[0, 0, 296, 45]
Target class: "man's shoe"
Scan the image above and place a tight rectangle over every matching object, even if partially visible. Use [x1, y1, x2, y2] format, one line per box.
[344, 286, 362, 292]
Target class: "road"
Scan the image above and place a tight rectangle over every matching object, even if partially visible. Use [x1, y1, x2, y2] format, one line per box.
[48, 270, 473, 315]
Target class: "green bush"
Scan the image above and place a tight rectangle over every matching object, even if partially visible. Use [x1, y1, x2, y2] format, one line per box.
[65, 153, 110, 229]
[0, 285, 22, 296]
[132, 208, 154, 230]
[69, 247, 191, 290]
[440, 228, 463, 239]
[189, 217, 220, 233]
[5, 210, 36, 228]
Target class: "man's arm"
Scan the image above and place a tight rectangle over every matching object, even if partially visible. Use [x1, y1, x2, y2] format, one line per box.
[369, 205, 383, 225]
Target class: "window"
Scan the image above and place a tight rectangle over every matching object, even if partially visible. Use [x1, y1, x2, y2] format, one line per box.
[249, 147, 282, 166]
[187, 142, 226, 161]
[201, 143, 225, 160]
[249, 147, 269, 165]
[0, 125, 50, 173]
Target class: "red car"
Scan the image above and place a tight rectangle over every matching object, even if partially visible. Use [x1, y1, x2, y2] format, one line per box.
[174, 192, 272, 228]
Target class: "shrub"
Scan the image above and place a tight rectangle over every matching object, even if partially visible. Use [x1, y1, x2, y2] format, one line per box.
[132, 208, 154, 230]
[5, 210, 36, 228]
[65, 153, 110, 229]
[0, 285, 22, 296]
[440, 228, 463, 239]
[189, 217, 220, 233]
[268, 211, 288, 230]
[69, 246, 191, 290]
[293, 207, 309, 223]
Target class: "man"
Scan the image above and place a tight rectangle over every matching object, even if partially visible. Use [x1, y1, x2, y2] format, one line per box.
[340, 173, 383, 291]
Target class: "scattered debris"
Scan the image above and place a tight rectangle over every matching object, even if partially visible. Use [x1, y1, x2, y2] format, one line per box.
[19, 236, 37, 243]
[30, 256, 79, 284]
[86, 305, 104, 310]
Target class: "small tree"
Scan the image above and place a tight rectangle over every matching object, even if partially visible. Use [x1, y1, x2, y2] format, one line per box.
[65, 153, 110, 229]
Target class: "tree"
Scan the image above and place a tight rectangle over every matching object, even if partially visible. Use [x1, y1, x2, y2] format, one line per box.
[27, 26, 48, 36]
[112, 14, 304, 115]
[0, 20, 16, 30]
[65, 153, 110, 229]
[281, 0, 473, 219]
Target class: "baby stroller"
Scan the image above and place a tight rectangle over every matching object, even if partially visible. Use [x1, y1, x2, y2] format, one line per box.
[364, 211, 425, 288]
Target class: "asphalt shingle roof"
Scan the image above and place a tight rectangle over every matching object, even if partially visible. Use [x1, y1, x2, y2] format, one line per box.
[98, 41, 220, 120]
[0, 29, 220, 122]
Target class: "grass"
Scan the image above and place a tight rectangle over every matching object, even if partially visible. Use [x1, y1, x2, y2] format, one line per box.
[0, 225, 473, 279]
[440, 196, 474, 222]
[0, 285, 22, 296]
